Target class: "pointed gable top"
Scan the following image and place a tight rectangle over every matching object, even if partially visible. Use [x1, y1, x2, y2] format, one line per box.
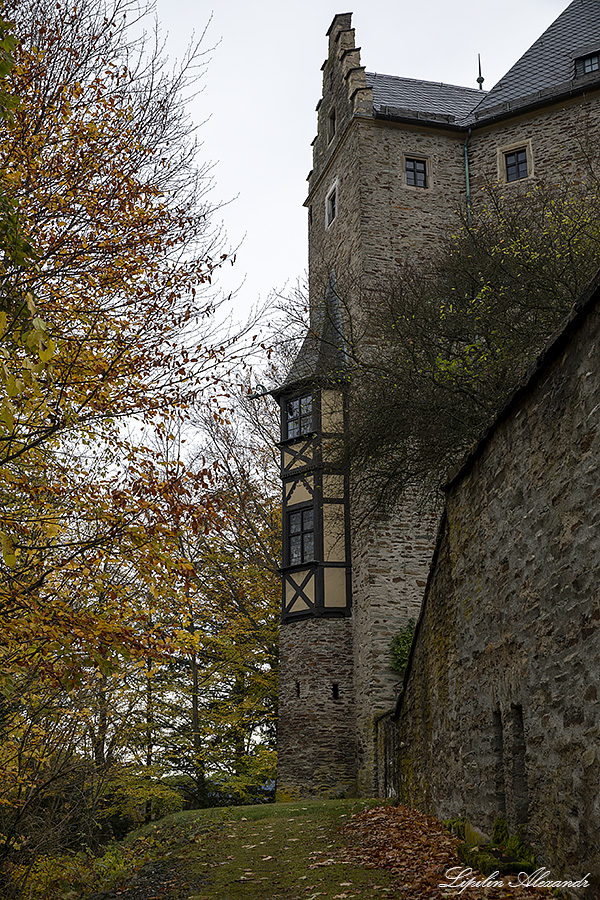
[273, 272, 350, 397]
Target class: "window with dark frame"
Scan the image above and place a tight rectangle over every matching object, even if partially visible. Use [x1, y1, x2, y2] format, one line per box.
[326, 185, 337, 225]
[505, 148, 528, 182]
[405, 157, 427, 188]
[575, 53, 600, 77]
[288, 508, 315, 566]
[286, 395, 312, 439]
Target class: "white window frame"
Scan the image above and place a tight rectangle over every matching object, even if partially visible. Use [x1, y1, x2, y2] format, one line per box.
[325, 180, 338, 228]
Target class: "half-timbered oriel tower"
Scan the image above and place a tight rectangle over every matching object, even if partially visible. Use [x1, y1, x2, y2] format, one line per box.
[273, 274, 357, 798]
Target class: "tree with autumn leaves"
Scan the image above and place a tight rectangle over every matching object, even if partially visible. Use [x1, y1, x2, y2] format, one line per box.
[0, 1, 279, 893]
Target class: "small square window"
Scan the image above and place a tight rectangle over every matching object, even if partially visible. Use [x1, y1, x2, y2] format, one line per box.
[575, 53, 600, 77]
[326, 185, 337, 226]
[286, 395, 312, 439]
[406, 157, 427, 188]
[505, 148, 528, 182]
[288, 508, 315, 565]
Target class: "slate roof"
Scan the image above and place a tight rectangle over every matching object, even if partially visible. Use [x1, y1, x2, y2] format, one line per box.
[367, 72, 483, 125]
[367, 0, 600, 128]
[465, 0, 600, 123]
[274, 272, 350, 396]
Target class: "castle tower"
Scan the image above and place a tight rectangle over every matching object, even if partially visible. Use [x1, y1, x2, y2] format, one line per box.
[274, 273, 356, 798]
[279, 2, 600, 797]
[302, 13, 447, 796]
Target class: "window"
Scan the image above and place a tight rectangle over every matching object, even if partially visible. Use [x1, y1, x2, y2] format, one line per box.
[327, 107, 336, 143]
[575, 53, 600, 77]
[406, 157, 427, 188]
[326, 184, 337, 226]
[288, 508, 314, 565]
[286, 395, 312, 439]
[505, 148, 528, 182]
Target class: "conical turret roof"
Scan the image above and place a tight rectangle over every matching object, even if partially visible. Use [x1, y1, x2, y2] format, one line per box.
[274, 272, 350, 397]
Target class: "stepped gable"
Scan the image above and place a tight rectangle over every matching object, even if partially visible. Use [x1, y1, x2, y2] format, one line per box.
[466, 0, 600, 122]
[367, 72, 483, 124]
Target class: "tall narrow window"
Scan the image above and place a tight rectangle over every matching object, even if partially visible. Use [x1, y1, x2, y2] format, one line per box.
[286, 395, 312, 439]
[288, 508, 314, 565]
[406, 157, 427, 188]
[492, 709, 506, 818]
[326, 184, 337, 226]
[327, 107, 336, 143]
[505, 148, 528, 182]
[509, 704, 529, 826]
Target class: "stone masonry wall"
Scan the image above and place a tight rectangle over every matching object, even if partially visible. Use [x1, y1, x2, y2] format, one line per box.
[396, 286, 600, 883]
[351, 497, 437, 796]
[356, 121, 466, 277]
[298, 15, 600, 805]
[277, 618, 356, 798]
[306, 18, 461, 797]
[469, 94, 600, 203]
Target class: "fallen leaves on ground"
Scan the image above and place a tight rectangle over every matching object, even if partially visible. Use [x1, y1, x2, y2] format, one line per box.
[336, 805, 554, 899]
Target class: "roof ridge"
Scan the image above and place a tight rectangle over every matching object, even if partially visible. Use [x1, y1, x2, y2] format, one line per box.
[366, 70, 484, 94]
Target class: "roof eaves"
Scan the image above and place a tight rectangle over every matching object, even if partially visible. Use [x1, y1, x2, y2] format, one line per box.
[464, 73, 600, 125]
[374, 106, 463, 129]
[272, 272, 351, 398]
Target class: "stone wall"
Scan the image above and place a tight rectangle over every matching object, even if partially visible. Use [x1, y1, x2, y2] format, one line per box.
[375, 710, 399, 799]
[469, 95, 600, 200]
[287, 12, 600, 804]
[277, 617, 356, 797]
[351, 497, 437, 796]
[396, 279, 600, 883]
[305, 14, 452, 798]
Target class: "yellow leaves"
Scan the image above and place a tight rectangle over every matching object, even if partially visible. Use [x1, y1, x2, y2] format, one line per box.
[0, 398, 15, 430]
[43, 518, 61, 537]
[38, 337, 55, 363]
[0, 531, 17, 566]
[5, 373, 23, 397]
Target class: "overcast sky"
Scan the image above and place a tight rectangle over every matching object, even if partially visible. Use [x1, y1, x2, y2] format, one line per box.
[152, 0, 568, 322]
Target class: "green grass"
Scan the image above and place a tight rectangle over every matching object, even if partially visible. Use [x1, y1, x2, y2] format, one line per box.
[107, 799, 399, 900]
